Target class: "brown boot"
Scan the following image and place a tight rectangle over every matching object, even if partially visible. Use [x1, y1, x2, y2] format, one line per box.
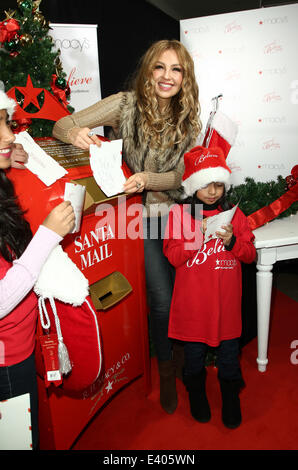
[158, 360, 178, 414]
[172, 341, 184, 381]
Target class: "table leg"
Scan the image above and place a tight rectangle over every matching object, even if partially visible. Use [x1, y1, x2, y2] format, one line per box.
[256, 264, 273, 372]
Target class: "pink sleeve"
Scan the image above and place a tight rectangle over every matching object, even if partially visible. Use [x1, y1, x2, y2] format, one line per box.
[0, 225, 62, 319]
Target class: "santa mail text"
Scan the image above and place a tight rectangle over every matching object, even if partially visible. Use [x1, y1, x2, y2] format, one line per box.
[73, 223, 114, 271]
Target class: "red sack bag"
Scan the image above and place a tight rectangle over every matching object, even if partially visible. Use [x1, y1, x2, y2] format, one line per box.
[35, 245, 102, 392]
[38, 296, 102, 392]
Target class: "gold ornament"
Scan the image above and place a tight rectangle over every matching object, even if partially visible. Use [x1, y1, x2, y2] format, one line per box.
[19, 33, 33, 46]
[33, 11, 47, 27]
[54, 57, 63, 75]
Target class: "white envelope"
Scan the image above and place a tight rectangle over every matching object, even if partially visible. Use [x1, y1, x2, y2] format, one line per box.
[14, 131, 67, 186]
[89, 139, 126, 197]
[0, 393, 32, 450]
[204, 204, 238, 243]
[64, 182, 86, 233]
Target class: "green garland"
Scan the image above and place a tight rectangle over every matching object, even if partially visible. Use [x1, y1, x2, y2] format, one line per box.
[228, 176, 298, 219]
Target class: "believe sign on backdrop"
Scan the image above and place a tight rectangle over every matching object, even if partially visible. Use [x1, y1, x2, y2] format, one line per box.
[49, 23, 103, 135]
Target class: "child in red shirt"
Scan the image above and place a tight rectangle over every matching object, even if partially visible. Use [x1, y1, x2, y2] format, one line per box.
[0, 90, 75, 448]
[163, 145, 256, 428]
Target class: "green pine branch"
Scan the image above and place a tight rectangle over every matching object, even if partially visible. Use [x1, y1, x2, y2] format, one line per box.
[228, 176, 298, 219]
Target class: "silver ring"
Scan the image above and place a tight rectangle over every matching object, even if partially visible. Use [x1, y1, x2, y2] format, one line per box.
[88, 131, 94, 137]
[136, 182, 141, 189]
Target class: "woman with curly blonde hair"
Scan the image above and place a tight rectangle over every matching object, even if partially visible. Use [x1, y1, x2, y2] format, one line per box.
[53, 39, 202, 414]
[133, 39, 201, 148]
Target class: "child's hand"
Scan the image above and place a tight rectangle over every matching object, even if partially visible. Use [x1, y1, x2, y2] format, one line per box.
[201, 217, 208, 233]
[10, 143, 28, 169]
[42, 201, 75, 237]
[216, 223, 233, 246]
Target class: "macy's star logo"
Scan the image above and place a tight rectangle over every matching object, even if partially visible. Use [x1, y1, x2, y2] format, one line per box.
[105, 380, 114, 393]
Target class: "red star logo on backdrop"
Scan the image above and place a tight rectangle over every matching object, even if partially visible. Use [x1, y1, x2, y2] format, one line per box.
[16, 75, 43, 110]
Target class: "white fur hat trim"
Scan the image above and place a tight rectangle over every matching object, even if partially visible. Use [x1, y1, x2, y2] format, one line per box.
[182, 166, 231, 198]
[0, 90, 16, 120]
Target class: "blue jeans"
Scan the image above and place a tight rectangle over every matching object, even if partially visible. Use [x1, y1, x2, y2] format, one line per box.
[143, 216, 175, 361]
[184, 338, 242, 380]
[0, 353, 39, 449]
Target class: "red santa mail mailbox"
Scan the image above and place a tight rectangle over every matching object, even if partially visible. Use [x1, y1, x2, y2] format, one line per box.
[8, 137, 150, 450]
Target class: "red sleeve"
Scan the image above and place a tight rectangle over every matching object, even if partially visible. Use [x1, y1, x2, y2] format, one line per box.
[230, 208, 256, 264]
[163, 204, 203, 268]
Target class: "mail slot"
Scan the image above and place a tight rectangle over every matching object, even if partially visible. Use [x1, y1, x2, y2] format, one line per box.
[89, 271, 132, 310]
[8, 137, 150, 450]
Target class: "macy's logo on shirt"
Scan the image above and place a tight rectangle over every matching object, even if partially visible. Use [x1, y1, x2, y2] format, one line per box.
[186, 238, 236, 270]
[214, 258, 237, 270]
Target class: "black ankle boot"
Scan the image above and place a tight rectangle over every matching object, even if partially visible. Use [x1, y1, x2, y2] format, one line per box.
[183, 368, 211, 423]
[219, 377, 245, 429]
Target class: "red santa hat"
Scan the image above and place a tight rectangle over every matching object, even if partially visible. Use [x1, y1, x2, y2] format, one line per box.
[182, 145, 232, 197]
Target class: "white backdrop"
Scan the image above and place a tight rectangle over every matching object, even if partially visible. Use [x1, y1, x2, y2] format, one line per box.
[49, 24, 103, 135]
[180, 3, 298, 185]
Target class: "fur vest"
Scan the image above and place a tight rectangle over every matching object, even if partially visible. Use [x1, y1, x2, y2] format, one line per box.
[117, 91, 198, 202]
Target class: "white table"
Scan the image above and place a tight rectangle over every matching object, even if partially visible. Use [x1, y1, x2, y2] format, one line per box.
[253, 213, 298, 372]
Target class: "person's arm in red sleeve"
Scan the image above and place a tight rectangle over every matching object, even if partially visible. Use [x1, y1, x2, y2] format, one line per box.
[224, 209, 256, 264]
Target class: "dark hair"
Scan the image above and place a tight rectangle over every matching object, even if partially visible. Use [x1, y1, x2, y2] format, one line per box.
[0, 170, 32, 262]
[180, 188, 233, 219]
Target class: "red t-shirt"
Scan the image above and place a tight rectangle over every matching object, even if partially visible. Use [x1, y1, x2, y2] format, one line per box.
[163, 204, 256, 347]
[0, 256, 38, 366]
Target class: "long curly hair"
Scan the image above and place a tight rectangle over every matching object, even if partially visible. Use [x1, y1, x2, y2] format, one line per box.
[0, 169, 32, 262]
[131, 39, 201, 149]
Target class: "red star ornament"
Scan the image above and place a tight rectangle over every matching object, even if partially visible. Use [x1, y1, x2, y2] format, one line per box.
[6, 79, 70, 122]
[16, 75, 43, 109]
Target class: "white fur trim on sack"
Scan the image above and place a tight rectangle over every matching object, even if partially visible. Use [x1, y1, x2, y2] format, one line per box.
[34, 245, 89, 306]
[182, 167, 231, 197]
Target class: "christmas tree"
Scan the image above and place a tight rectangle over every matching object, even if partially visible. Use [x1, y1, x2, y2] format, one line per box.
[0, 0, 73, 137]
